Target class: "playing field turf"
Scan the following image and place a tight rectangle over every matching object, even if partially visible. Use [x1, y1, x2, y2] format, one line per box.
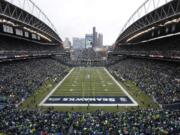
[52, 67, 126, 97]
[39, 67, 138, 106]
[21, 67, 159, 112]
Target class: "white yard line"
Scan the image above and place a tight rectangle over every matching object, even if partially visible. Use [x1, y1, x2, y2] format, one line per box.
[39, 68, 75, 106]
[104, 68, 138, 106]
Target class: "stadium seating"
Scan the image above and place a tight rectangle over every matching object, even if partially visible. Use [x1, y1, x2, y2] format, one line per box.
[0, 58, 70, 108]
[0, 36, 64, 59]
[0, 108, 179, 134]
[114, 35, 180, 60]
[108, 58, 180, 106]
[0, 50, 179, 134]
[71, 48, 106, 66]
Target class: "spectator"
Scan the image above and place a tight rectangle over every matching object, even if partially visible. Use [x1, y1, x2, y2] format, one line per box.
[108, 58, 180, 105]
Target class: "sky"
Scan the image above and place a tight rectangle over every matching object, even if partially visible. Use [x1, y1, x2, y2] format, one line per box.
[33, 0, 145, 45]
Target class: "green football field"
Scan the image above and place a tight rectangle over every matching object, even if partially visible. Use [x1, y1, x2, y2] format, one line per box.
[52, 67, 126, 97]
[39, 67, 138, 107]
[21, 67, 159, 112]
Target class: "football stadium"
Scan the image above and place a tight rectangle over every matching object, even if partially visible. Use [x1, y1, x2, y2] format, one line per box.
[0, 0, 179, 134]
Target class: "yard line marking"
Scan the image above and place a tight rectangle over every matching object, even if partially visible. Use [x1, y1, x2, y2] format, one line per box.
[69, 89, 74, 92]
[104, 89, 108, 91]
[39, 68, 74, 106]
[104, 68, 138, 106]
[82, 68, 85, 98]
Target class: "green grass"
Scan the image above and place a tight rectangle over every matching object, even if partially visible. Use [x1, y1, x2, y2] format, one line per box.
[53, 67, 125, 97]
[120, 80, 159, 109]
[20, 67, 159, 112]
[20, 79, 56, 109]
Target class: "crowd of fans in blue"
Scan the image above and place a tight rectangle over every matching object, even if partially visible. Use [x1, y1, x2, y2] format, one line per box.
[0, 108, 179, 135]
[108, 58, 180, 105]
[71, 48, 106, 66]
[0, 57, 179, 135]
[0, 58, 69, 109]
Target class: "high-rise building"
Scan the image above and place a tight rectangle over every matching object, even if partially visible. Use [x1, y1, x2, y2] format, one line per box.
[97, 33, 103, 47]
[72, 38, 85, 49]
[85, 34, 93, 48]
[63, 38, 71, 49]
[92, 27, 103, 48]
[64, 27, 103, 50]
[93, 27, 98, 48]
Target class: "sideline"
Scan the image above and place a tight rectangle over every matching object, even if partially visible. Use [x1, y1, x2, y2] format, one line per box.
[104, 68, 138, 106]
[39, 68, 75, 106]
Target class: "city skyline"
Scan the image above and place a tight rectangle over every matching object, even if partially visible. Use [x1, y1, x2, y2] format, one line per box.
[33, 0, 145, 45]
[72, 27, 103, 49]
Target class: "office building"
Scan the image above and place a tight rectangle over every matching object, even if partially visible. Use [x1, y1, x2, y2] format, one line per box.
[97, 33, 103, 47]
[72, 38, 85, 49]
[85, 34, 93, 48]
[63, 38, 71, 49]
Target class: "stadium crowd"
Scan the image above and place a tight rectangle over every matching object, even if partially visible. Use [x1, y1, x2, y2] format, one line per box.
[0, 57, 179, 135]
[108, 58, 180, 105]
[0, 43, 179, 134]
[71, 48, 107, 67]
[0, 58, 70, 109]
[0, 108, 179, 134]
[72, 48, 102, 60]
